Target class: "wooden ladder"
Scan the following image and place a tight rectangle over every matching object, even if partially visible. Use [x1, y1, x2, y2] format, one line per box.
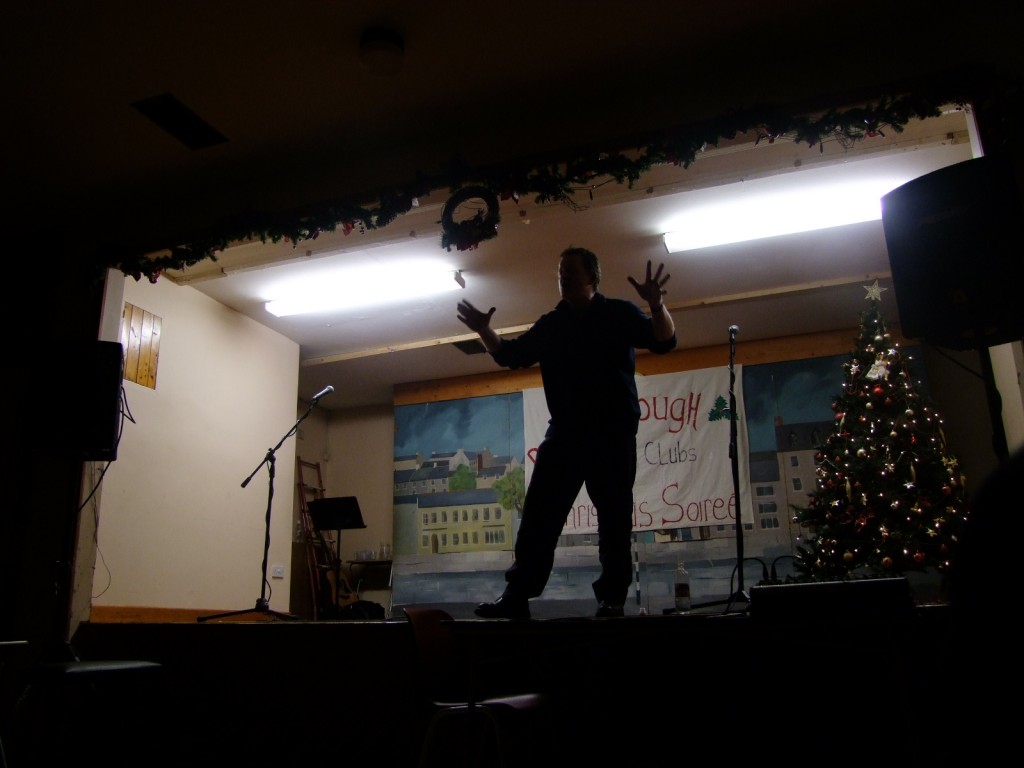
[295, 457, 355, 620]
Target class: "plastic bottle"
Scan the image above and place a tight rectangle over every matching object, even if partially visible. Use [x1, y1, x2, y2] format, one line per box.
[674, 562, 691, 612]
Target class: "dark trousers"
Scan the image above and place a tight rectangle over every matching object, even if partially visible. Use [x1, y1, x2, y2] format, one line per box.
[503, 433, 637, 604]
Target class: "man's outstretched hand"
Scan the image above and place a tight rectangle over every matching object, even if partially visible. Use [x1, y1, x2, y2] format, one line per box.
[628, 260, 671, 308]
[457, 299, 497, 333]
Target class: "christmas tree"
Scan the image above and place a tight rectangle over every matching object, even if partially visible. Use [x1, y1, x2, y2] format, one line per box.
[793, 280, 970, 583]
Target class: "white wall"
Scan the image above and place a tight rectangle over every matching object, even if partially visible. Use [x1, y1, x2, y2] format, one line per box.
[90, 275, 299, 613]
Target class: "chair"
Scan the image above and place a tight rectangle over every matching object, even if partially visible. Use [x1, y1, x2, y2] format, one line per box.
[4, 642, 163, 766]
[403, 607, 550, 768]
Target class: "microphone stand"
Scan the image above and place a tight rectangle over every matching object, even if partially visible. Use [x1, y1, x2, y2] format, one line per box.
[690, 325, 751, 614]
[725, 324, 749, 610]
[198, 388, 333, 622]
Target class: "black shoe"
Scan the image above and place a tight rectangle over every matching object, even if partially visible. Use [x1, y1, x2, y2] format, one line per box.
[595, 601, 625, 618]
[474, 595, 530, 619]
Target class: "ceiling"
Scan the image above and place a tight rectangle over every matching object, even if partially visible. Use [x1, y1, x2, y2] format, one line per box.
[6, 2, 1022, 411]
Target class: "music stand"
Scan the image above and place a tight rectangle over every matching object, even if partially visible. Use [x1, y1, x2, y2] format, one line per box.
[308, 496, 367, 567]
[308, 497, 366, 606]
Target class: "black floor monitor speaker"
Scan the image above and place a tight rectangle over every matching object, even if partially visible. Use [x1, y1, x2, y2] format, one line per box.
[749, 577, 912, 620]
[881, 155, 1024, 350]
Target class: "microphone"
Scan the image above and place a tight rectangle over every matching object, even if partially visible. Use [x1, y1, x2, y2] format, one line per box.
[729, 325, 739, 337]
[311, 385, 334, 402]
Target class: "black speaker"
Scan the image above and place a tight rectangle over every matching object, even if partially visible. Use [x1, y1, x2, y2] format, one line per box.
[36, 340, 124, 461]
[749, 577, 912, 621]
[881, 155, 1024, 350]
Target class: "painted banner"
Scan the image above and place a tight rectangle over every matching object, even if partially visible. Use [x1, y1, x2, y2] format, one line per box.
[523, 366, 752, 534]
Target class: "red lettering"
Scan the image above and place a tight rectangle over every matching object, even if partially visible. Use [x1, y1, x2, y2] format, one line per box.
[638, 392, 703, 434]
[657, 483, 735, 525]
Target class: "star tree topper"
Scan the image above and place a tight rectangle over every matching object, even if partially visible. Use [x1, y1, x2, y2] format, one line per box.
[864, 280, 887, 301]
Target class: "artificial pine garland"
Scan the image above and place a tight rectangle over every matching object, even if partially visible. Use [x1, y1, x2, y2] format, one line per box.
[112, 86, 989, 283]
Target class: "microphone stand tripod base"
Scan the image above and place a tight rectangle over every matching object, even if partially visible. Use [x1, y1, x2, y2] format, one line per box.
[198, 598, 298, 623]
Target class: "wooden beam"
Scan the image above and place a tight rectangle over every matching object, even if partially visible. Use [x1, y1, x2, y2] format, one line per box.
[395, 325, 909, 406]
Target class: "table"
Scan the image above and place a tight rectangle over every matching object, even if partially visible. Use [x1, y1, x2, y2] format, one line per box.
[346, 559, 393, 592]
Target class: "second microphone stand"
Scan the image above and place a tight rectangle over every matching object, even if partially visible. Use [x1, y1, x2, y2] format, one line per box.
[691, 325, 752, 614]
[724, 324, 749, 611]
[199, 390, 331, 622]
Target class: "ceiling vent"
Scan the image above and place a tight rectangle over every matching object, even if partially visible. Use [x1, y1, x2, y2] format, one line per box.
[131, 93, 228, 151]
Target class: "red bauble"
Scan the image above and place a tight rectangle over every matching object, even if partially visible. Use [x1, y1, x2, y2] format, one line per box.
[913, 551, 926, 563]
[873, 385, 884, 396]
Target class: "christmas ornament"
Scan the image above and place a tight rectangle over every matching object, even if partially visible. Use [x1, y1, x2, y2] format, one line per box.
[866, 355, 889, 380]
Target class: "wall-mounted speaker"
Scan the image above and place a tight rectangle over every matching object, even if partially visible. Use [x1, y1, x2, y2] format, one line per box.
[881, 155, 1024, 350]
[36, 340, 124, 461]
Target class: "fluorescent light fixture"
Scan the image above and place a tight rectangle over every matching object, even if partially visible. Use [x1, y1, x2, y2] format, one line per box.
[265, 257, 461, 317]
[662, 165, 917, 253]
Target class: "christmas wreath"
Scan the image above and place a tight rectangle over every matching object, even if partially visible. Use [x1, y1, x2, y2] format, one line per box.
[440, 186, 500, 252]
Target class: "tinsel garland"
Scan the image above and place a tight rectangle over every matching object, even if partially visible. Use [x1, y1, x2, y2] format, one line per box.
[111, 87, 987, 283]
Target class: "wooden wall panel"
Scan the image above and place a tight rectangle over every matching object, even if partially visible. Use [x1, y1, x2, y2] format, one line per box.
[395, 325, 908, 406]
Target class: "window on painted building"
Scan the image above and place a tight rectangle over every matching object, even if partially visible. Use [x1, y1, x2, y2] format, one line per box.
[462, 510, 468, 522]
[421, 535, 428, 548]
[792, 477, 803, 491]
[453, 533, 460, 545]
[760, 517, 780, 529]
[442, 511, 448, 523]
[431, 512, 437, 524]
[699, 526, 711, 540]
[790, 455, 799, 467]
[473, 532, 479, 544]
[758, 501, 778, 515]
[483, 508, 490, 521]
[755, 485, 774, 496]
[473, 509, 479, 521]
[422, 513, 428, 525]
[495, 508, 502, 520]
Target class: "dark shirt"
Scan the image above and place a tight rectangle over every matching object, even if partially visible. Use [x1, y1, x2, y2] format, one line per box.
[492, 293, 677, 438]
